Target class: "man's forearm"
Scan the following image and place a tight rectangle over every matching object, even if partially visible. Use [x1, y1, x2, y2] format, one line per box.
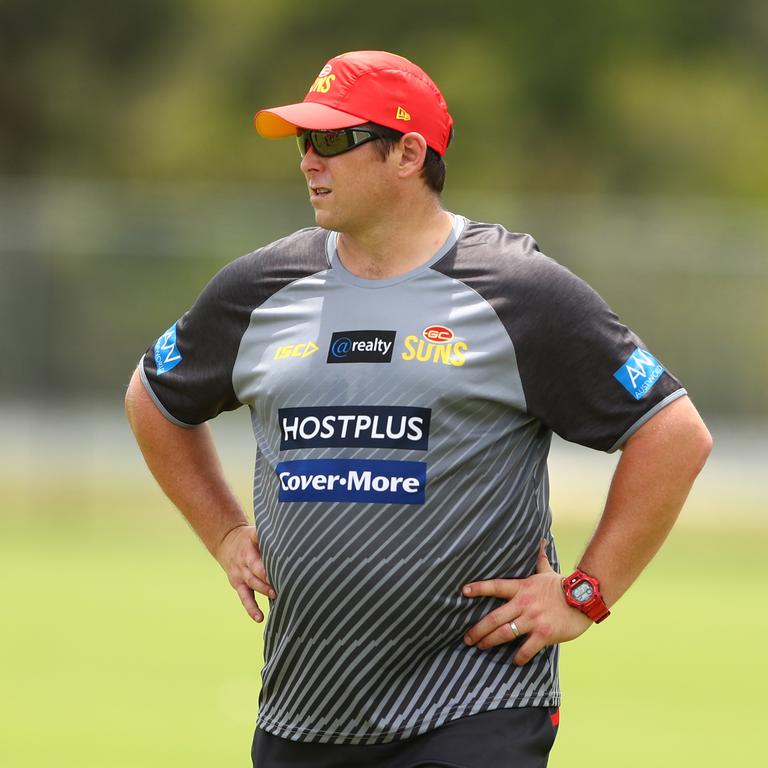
[125, 369, 249, 558]
[577, 396, 712, 607]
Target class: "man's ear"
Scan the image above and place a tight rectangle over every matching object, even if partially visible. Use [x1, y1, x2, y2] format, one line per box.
[397, 132, 428, 178]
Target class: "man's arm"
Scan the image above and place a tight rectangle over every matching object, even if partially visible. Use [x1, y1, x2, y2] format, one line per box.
[125, 368, 275, 621]
[461, 395, 712, 664]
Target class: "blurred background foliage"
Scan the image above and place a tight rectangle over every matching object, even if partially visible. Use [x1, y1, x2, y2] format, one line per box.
[0, 0, 766, 414]
[3, 0, 768, 192]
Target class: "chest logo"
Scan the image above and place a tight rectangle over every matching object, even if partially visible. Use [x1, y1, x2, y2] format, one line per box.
[274, 341, 319, 360]
[327, 330, 396, 364]
[276, 458, 426, 505]
[423, 325, 453, 343]
[402, 326, 467, 367]
[278, 406, 431, 451]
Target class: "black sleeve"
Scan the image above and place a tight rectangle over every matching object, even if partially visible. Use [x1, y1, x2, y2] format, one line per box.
[139, 256, 256, 427]
[434, 222, 686, 452]
[510, 253, 685, 451]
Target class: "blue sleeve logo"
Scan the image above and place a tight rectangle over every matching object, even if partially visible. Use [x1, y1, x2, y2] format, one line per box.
[614, 347, 665, 400]
[154, 323, 182, 375]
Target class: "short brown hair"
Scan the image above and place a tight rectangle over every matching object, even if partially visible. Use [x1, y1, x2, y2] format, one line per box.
[363, 123, 451, 194]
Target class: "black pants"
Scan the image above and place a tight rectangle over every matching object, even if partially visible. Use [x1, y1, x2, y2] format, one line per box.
[252, 707, 559, 767]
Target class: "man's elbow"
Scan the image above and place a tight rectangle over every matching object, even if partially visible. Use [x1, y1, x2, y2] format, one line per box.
[688, 416, 713, 473]
[626, 396, 713, 475]
[668, 397, 713, 476]
[124, 367, 147, 432]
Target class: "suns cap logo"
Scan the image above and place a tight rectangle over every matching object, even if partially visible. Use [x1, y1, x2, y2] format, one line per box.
[309, 64, 336, 94]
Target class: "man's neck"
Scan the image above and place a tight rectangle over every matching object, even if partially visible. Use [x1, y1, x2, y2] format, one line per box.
[336, 201, 453, 280]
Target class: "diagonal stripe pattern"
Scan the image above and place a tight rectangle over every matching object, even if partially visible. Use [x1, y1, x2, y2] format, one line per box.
[231, 226, 561, 743]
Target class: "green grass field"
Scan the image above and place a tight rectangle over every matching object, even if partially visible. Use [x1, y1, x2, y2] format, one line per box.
[1, 473, 764, 767]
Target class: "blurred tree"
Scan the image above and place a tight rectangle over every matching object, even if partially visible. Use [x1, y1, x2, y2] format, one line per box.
[1, 0, 767, 197]
[0, 0, 184, 174]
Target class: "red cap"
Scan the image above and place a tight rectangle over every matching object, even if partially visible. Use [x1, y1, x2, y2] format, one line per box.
[254, 50, 453, 156]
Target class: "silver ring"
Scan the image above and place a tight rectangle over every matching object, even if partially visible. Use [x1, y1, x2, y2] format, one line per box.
[508, 620, 521, 638]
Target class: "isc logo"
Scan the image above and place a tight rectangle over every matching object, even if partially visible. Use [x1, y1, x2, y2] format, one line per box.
[274, 342, 319, 360]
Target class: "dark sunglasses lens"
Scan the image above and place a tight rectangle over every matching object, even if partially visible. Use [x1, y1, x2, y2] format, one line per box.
[296, 132, 311, 157]
[296, 130, 345, 157]
[296, 129, 376, 158]
[312, 130, 352, 156]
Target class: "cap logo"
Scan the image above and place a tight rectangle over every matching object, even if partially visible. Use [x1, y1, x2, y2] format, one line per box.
[318, 64, 333, 77]
[309, 72, 336, 94]
[395, 106, 411, 121]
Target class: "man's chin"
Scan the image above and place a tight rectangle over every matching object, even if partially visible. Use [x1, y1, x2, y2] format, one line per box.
[312, 210, 339, 231]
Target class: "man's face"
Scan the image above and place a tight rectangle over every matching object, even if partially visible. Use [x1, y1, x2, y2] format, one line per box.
[299, 129, 398, 234]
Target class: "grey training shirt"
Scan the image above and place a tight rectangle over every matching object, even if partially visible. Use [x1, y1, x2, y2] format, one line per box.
[140, 216, 686, 744]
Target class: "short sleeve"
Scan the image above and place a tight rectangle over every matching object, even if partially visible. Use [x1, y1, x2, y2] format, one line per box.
[139, 259, 253, 427]
[512, 256, 686, 451]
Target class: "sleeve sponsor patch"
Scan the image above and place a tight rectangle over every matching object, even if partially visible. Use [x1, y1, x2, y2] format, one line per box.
[154, 323, 182, 375]
[613, 347, 665, 400]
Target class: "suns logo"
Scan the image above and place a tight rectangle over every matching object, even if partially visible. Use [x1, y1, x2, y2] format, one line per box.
[309, 64, 336, 94]
[422, 325, 453, 343]
[402, 326, 467, 367]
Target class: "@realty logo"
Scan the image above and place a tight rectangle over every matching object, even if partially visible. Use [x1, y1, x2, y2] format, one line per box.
[327, 330, 396, 364]
[330, 336, 353, 358]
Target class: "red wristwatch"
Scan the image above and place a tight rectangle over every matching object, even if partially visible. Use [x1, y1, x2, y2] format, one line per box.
[562, 569, 611, 623]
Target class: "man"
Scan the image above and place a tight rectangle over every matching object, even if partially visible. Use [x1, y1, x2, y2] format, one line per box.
[125, 50, 712, 767]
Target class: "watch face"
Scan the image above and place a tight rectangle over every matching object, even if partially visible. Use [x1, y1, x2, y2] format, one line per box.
[572, 581, 594, 603]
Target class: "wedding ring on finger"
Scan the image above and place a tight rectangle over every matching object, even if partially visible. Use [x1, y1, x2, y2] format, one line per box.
[508, 620, 521, 638]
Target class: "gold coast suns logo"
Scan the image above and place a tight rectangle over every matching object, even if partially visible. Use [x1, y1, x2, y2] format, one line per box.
[401, 326, 468, 368]
[309, 64, 336, 94]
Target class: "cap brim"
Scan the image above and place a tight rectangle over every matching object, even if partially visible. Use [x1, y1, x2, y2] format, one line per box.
[254, 102, 367, 137]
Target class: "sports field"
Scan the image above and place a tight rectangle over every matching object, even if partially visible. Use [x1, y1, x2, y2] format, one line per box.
[1, 419, 764, 767]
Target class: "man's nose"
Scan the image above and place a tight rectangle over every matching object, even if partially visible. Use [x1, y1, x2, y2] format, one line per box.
[300, 142, 323, 173]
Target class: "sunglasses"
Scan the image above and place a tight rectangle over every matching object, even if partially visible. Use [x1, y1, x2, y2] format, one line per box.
[296, 128, 383, 158]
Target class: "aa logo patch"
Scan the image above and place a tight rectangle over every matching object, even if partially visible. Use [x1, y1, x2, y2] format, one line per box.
[614, 347, 664, 400]
[154, 323, 182, 375]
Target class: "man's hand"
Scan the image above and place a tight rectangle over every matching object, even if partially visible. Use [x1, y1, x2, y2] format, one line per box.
[126, 372, 275, 622]
[461, 541, 592, 665]
[214, 524, 276, 622]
